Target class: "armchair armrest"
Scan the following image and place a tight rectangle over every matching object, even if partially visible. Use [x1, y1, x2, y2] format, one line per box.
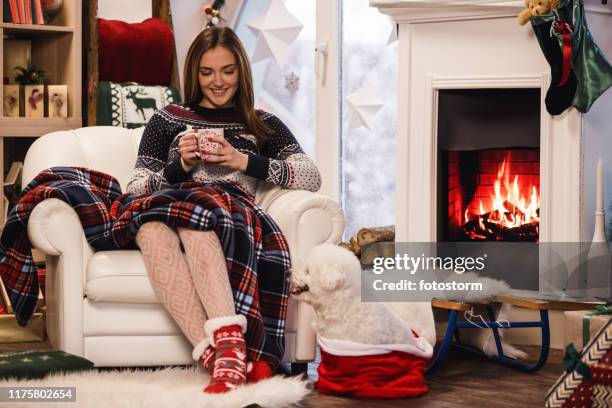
[257, 187, 344, 361]
[258, 188, 344, 262]
[28, 198, 94, 356]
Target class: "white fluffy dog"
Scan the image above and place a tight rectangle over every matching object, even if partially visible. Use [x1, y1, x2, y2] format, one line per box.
[290, 244, 422, 345]
[290, 244, 527, 360]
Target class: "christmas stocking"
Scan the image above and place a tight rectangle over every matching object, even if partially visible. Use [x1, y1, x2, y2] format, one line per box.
[558, 0, 612, 113]
[531, 0, 612, 115]
[531, 17, 577, 115]
[203, 315, 248, 393]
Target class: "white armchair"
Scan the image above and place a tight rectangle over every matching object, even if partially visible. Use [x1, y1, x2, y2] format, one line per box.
[22, 126, 344, 368]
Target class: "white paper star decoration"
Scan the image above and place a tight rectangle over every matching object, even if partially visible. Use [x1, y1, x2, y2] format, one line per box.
[346, 81, 384, 131]
[246, 0, 304, 66]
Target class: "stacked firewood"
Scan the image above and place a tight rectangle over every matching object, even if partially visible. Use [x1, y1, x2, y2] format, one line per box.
[339, 225, 395, 257]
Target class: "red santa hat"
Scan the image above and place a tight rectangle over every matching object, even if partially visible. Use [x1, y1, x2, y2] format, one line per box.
[316, 332, 433, 399]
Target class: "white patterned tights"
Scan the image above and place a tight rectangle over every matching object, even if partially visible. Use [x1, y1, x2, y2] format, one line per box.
[134, 221, 235, 347]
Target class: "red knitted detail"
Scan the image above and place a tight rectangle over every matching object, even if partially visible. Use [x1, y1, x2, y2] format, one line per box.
[198, 345, 216, 373]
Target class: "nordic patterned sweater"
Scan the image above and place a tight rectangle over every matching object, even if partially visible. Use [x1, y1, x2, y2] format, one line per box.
[126, 103, 321, 198]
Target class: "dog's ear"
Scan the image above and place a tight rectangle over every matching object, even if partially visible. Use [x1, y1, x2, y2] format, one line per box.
[319, 267, 343, 292]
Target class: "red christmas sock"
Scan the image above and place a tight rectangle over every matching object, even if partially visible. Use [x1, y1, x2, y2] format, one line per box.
[204, 320, 247, 394]
[247, 361, 273, 383]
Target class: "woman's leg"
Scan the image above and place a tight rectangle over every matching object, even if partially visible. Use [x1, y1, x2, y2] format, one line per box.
[178, 228, 250, 393]
[135, 222, 214, 369]
[177, 228, 235, 318]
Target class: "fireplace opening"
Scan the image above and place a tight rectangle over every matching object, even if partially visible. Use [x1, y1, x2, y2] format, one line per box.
[437, 88, 541, 242]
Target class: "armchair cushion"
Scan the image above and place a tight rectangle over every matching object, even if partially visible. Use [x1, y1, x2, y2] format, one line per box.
[86, 250, 154, 303]
[84, 249, 299, 334]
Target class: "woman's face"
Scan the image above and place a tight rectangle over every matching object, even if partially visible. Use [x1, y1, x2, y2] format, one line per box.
[198, 46, 239, 108]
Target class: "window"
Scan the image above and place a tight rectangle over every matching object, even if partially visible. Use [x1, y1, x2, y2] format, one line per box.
[235, 0, 397, 238]
[340, 0, 397, 237]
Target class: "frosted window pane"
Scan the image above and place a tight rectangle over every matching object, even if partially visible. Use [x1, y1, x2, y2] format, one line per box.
[234, 0, 315, 158]
[341, 0, 397, 238]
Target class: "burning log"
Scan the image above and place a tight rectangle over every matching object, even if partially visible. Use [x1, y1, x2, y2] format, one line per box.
[501, 222, 539, 241]
[503, 200, 517, 214]
[460, 213, 539, 241]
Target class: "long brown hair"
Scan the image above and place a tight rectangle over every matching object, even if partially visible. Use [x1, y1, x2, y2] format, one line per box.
[183, 27, 271, 144]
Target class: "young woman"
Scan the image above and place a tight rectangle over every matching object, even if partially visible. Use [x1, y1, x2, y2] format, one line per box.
[126, 27, 320, 393]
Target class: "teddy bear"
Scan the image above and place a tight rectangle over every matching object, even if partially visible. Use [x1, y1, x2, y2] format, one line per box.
[517, 0, 558, 25]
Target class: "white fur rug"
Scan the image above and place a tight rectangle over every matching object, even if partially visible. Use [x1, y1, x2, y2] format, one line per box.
[0, 367, 311, 408]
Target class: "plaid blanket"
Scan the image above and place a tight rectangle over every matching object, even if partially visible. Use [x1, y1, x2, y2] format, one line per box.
[0, 167, 291, 367]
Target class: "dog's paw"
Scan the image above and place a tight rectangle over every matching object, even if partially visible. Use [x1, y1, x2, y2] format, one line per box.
[500, 343, 528, 360]
[482, 335, 528, 360]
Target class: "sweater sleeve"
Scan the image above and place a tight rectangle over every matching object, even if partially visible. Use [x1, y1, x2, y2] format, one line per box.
[245, 114, 321, 192]
[126, 111, 190, 195]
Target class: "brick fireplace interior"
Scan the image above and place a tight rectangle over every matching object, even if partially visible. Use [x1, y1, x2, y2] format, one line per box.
[437, 88, 541, 243]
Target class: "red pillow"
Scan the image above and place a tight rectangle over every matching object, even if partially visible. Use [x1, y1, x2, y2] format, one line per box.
[98, 18, 175, 86]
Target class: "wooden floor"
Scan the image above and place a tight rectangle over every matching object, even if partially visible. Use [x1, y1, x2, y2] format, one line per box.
[1, 342, 562, 408]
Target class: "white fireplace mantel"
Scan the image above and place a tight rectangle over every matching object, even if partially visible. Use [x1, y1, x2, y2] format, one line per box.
[370, 0, 612, 256]
[371, 0, 524, 23]
[371, 0, 612, 23]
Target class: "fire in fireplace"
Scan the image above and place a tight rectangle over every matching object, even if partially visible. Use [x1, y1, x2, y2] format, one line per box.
[461, 151, 539, 241]
[443, 148, 540, 242]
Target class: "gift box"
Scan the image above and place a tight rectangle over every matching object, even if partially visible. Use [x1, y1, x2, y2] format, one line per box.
[546, 320, 612, 407]
[564, 307, 612, 352]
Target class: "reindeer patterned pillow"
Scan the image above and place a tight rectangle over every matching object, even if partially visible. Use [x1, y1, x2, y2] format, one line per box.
[97, 81, 181, 128]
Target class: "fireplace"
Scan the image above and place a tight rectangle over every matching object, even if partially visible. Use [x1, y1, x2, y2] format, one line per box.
[437, 88, 541, 242]
[372, 0, 612, 292]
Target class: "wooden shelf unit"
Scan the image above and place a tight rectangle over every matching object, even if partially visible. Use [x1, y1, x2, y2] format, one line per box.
[0, 0, 82, 224]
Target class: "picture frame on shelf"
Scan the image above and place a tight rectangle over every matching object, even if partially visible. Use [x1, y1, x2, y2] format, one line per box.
[47, 85, 68, 117]
[3, 85, 20, 117]
[24, 84, 44, 117]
